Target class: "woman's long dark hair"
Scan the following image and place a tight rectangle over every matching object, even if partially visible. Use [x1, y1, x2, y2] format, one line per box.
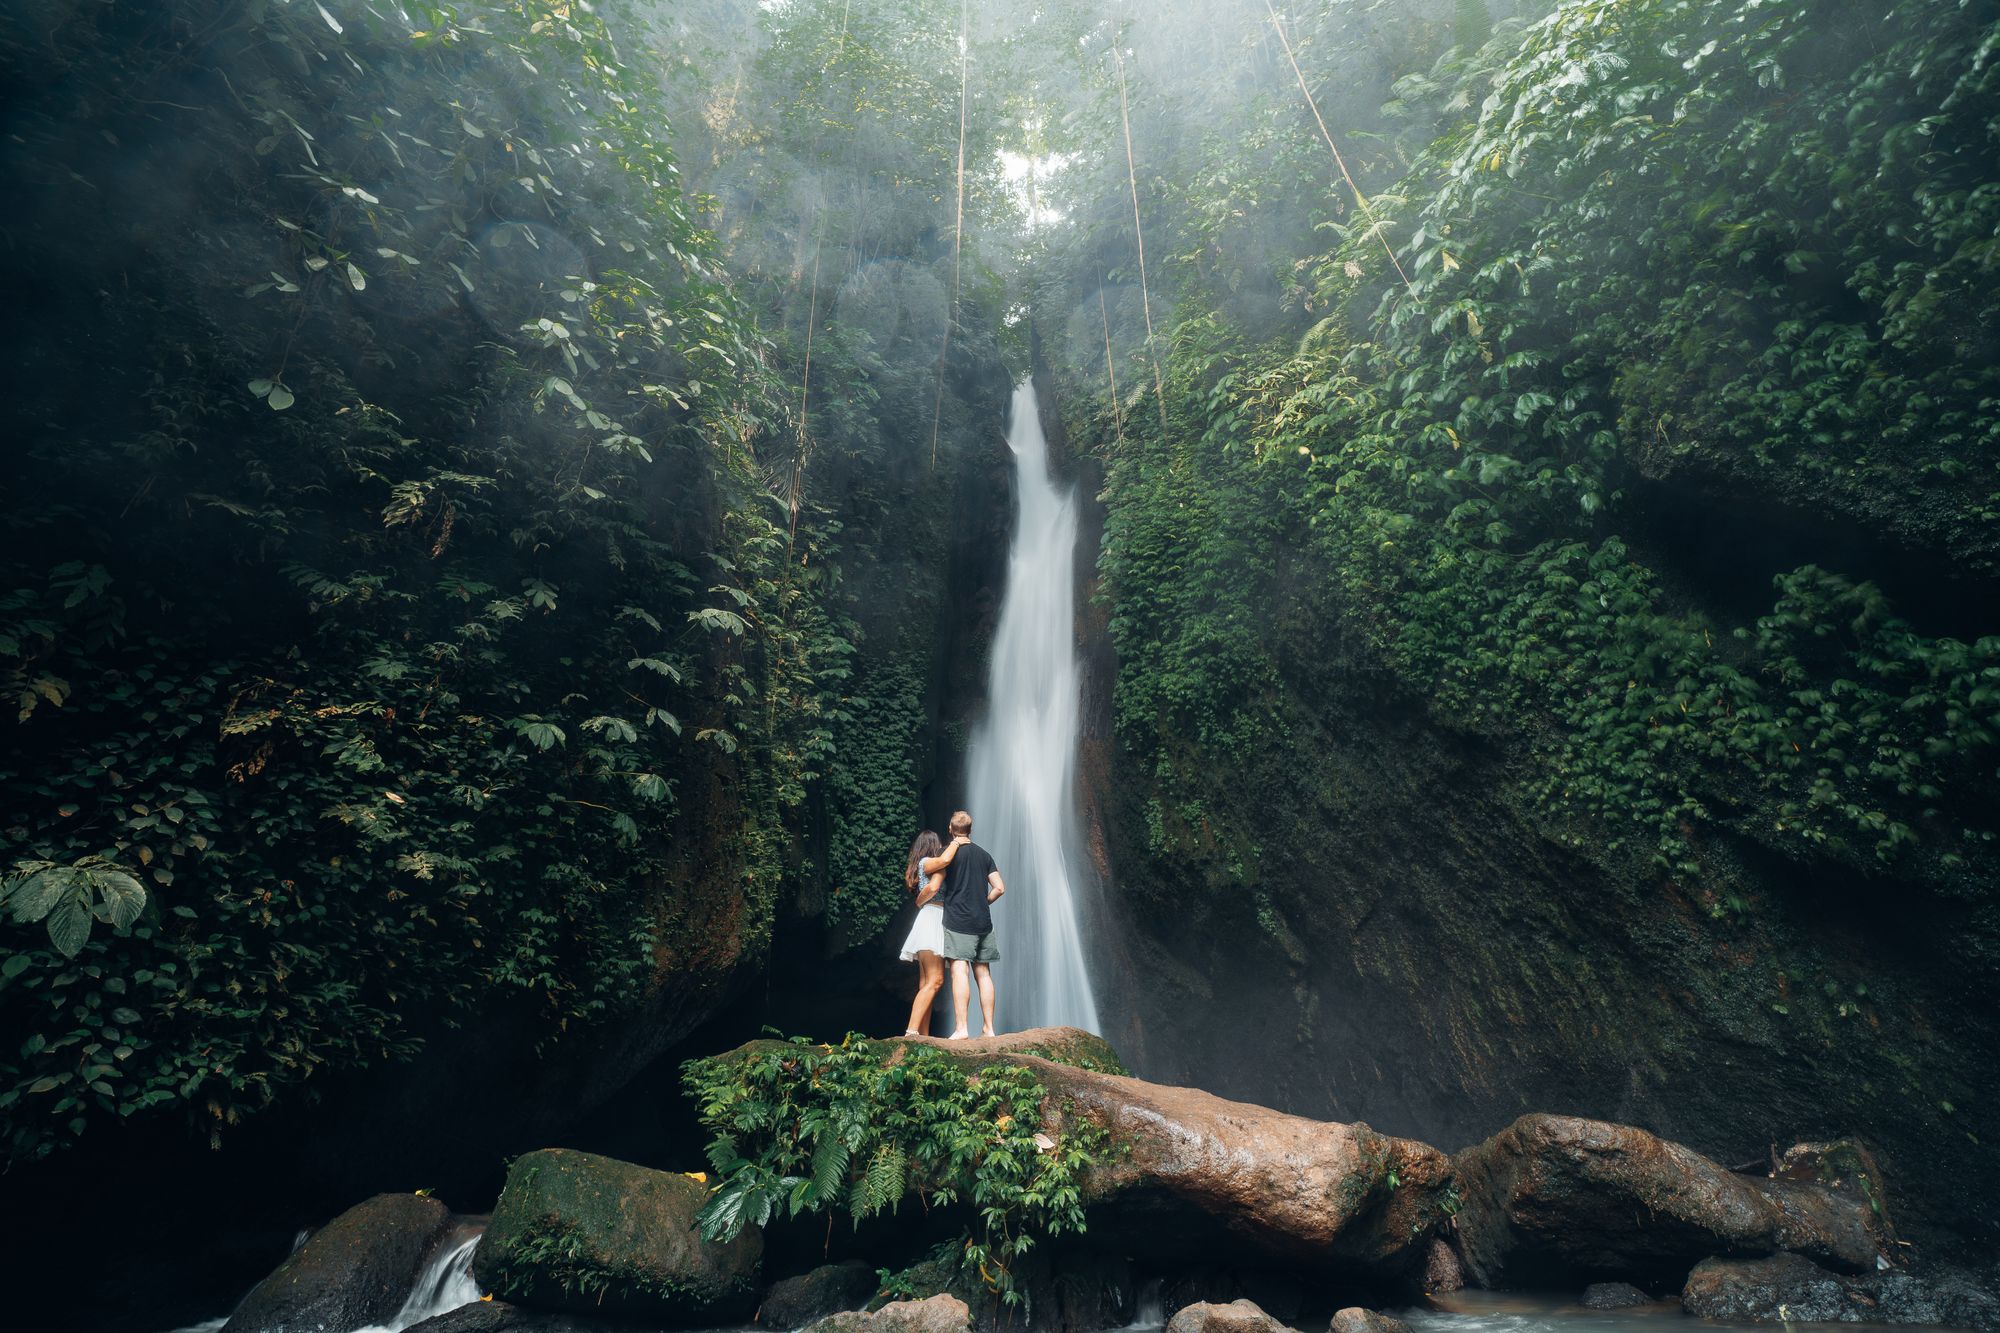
[905, 830, 944, 891]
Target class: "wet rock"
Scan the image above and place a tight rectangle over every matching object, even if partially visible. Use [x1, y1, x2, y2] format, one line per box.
[1166, 1298, 1296, 1333]
[1578, 1282, 1651, 1310]
[222, 1192, 452, 1333]
[1685, 1253, 1859, 1322]
[802, 1294, 971, 1333]
[403, 1299, 628, 1333]
[877, 1247, 1132, 1333]
[1683, 1255, 2000, 1330]
[760, 1261, 880, 1329]
[1774, 1140, 1896, 1236]
[892, 1027, 1126, 1073]
[1422, 1241, 1464, 1295]
[1329, 1308, 1411, 1333]
[473, 1149, 761, 1324]
[1034, 1060, 1450, 1274]
[1044, 1254, 1143, 1331]
[1871, 1269, 2000, 1330]
[709, 1030, 1446, 1278]
[1452, 1114, 1885, 1285]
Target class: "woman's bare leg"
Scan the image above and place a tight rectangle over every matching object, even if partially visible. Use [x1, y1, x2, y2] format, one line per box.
[907, 953, 943, 1035]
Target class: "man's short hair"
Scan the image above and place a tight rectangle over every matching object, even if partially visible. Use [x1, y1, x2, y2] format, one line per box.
[948, 810, 973, 836]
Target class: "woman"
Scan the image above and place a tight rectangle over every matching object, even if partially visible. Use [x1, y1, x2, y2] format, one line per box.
[898, 829, 966, 1036]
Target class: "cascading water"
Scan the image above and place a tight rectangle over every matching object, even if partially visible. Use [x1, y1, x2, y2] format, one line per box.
[348, 1225, 484, 1333]
[172, 1225, 485, 1333]
[965, 381, 1101, 1035]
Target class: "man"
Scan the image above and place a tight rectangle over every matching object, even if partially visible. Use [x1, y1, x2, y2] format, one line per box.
[937, 809, 1005, 1039]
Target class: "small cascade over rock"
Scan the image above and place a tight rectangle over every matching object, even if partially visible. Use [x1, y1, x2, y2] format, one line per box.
[356, 1224, 483, 1333]
[217, 1198, 481, 1333]
[967, 381, 1102, 1034]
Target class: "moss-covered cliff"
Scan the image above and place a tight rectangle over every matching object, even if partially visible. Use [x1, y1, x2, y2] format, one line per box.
[1049, 0, 2000, 1248]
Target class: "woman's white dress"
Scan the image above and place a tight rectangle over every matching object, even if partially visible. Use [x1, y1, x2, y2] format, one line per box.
[899, 886, 945, 961]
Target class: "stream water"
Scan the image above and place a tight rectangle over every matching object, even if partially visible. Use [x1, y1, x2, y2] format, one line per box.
[965, 380, 1102, 1035]
[1112, 1291, 1959, 1333]
[354, 1229, 484, 1333]
[167, 1247, 1975, 1333]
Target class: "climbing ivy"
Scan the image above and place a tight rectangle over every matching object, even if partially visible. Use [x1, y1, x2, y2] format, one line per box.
[0, 0, 843, 1163]
[1088, 0, 2000, 898]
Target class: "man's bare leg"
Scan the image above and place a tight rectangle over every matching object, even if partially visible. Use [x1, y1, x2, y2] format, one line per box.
[949, 959, 972, 1038]
[975, 962, 997, 1037]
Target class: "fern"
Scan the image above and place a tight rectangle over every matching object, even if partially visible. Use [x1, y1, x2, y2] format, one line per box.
[853, 1141, 906, 1221]
[684, 1035, 1113, 1300]
[808, 1132, 852, 1205]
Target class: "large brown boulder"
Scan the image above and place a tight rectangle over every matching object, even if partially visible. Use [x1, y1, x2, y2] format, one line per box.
[802, 1294, 970, 1333]
[705, 1029, 1444, 1276]
[1166, 1299, 1295, 1333]
[1032, 1058, 1450, 1274]
[473, 1149, 761, 1324]
[1452, 1114, 1887, 1285]
[222, 1193, 452, 1333]
[1329, 1309, 1412, 1333]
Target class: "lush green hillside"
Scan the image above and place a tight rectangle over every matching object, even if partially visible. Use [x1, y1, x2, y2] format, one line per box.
[1038, 0, 2000, 1239]
[0, 0, 1008, 1167]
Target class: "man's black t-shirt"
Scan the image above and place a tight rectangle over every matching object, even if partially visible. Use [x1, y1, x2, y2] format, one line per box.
[940, 841, 999, 935]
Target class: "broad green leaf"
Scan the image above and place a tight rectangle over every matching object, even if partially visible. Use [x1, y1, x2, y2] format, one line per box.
[47, 901, 92, 958]
[91, 871, 146, 929]
[6, 869, 71, 923]
[689, 607, 747, 636]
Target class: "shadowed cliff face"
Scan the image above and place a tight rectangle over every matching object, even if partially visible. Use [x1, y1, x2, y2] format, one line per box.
[1036, 0, 2000, 1261]
[1075, 552, 1997, 1252]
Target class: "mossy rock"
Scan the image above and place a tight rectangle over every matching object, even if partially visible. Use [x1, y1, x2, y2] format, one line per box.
[222, 1192, 451, 1333]
[710, 1027, 1127, 1078]
[474, 1149, 761, 1324]
[891, 1028, 1128, 1075]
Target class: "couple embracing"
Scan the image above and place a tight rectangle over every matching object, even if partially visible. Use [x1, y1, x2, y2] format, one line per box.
[898, 810, 1004, 1039]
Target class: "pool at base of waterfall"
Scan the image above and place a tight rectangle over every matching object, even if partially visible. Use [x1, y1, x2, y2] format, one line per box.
[172, 1285, 1976, 1333]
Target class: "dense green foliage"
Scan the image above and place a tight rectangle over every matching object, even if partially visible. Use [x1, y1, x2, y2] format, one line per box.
[1065, 0, 2000, 905]
[0, 0, 1004, 1164]
[7, 0, 1999, 1248]
[0, 0, 793, 1161]
[684, 1035, 1107, 1301]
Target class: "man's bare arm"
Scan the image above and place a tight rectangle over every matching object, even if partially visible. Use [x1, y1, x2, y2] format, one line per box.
[986, 870, 1006, 903]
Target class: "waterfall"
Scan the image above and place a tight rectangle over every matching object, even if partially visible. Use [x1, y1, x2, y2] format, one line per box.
[351, 1226, 483, 1333]
[964, 380, 1101, 1034]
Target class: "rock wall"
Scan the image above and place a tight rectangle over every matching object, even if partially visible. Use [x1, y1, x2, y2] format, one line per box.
[1073, 484, 1998, 1253]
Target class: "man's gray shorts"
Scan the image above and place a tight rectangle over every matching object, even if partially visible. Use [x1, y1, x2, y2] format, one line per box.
[941, 927, 999, 963]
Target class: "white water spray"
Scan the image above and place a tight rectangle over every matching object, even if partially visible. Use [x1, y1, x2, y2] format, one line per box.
[965, 381, 1101, 1034]
[350, 1227, 483, 1333]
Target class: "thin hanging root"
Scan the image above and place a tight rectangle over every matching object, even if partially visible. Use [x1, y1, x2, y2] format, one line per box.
[1112, 40, 1172, 439]
[786, 240, 822, 543]
[1099, 283, 1125, 446]
[1261, 0, 1414, 295]
[783, 0, 855, 549]
[930, 0, 971, 468]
